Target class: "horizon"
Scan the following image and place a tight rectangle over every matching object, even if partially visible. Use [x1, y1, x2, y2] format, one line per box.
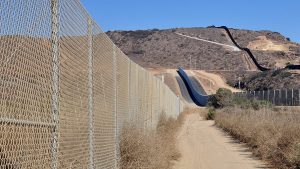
[81, 0, 300, 43]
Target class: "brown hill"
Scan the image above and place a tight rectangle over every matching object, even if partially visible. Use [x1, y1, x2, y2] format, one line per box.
[244, 69, 300, 90]
[107, 28, 247, 71]
[107, 27, 300, 90]
[228, 28, 300, 68]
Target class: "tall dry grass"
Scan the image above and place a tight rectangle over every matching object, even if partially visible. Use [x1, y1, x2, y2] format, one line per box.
[215, 107, 300, 169]
[119, 110, 188, 169]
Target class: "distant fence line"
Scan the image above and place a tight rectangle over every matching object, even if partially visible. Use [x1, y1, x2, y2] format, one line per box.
[217, 26, 300, 71]
[235, 89, 300, 106]
[0, 0, 184, 168]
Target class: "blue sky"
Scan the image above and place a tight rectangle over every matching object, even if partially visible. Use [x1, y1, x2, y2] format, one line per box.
[81, 0, 300, 42]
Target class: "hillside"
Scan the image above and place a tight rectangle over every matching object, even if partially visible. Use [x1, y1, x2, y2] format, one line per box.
[107, 28, 246, 70]
[107, 27, 300, 69]
[107, 27, 300, 90]
[244, 69, 300, 90]
[228, 28, 300, 68]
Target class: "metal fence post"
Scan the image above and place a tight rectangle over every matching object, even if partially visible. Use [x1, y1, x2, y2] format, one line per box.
[149, 77, 153, 128]
[299, 89, 300, 106]
[259, 90, 264, 100]
[285, 89, 288, 106]
[279, 89, 281, 106]
[51, 0, 59, 169]
[273, 90, 276, 105]
[113, 44, 119, 168]
[178, 96, 180, 116]
[158, 82, 160, 121]
[87, 17, 94, 169]
[128, 60, 131, 119]
[291, 89, 294, 106]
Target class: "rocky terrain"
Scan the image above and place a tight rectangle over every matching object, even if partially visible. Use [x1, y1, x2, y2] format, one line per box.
[244, 69, 300, 90]
[107, 28, 246, 70]
[229, 28, 300, 68]
[107, 27, 300, 90]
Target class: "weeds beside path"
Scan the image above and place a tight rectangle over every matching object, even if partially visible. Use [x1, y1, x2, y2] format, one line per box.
[215, 107, 300, 169]
[119, 109, 188, 169]
[173, 109, 268, 169]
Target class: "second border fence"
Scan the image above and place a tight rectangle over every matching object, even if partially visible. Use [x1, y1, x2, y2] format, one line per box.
[235, 89, 300, 106]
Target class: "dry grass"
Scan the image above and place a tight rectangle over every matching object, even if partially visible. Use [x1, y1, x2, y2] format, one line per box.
[119, 109, 190, 169]
[181, 107, 207, 117]
[215, 107, 300, 169]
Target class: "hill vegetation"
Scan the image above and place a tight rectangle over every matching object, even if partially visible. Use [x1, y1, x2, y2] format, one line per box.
[107, 27, 300, 90]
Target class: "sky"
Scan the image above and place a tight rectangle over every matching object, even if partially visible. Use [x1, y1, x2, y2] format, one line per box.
[81, 0, 300, 42]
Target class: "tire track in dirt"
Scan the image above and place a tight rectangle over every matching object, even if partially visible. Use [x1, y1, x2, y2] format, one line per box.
[173, 113, 270, 169]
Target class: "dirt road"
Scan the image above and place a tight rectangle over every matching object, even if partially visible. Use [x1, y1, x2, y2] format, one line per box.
[175, 32, 241, 51]
[191, 70, 242, 94]
[173, 113, 269, 169]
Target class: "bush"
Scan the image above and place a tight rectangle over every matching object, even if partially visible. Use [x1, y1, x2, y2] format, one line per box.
[233, 97, 272, 110]
[248, 71, 269, 80]
[206, 108, 216, 120]
[280, 71, 292, 78]
[208, 88, 233, 108]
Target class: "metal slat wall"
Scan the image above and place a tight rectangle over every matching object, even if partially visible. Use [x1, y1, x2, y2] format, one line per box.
[0, 0, 185, 168]
[235, 89, 300, 106]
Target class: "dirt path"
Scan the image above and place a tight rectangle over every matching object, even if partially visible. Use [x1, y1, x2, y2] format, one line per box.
[175, 32, 241, 51]
[241, 52, 258, 71]
[173, 113, 269, 169]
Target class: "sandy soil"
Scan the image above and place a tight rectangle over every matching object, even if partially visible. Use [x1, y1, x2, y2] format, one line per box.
[149, 68, 242, 95]
[173, 113, 270, 169]
[148, 68, 198, 107]
[191, 70, 242, 94]
[247, 36, 290, 52]
[274, 58, 300, 68]
[290, 70, 300, 74]
[275, 59, 290, 68]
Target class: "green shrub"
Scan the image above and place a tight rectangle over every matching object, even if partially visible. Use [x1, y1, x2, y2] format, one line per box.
[233, 97, 272, 110]
[206, 108, 216, 120]
[280, 71, 292, 78]
[271, 69, 291, 78]
[271, 69, 282, 77]
[208, 88, 273, 110]
[208, 88, 233, 108]
[248, 71, 268, 80]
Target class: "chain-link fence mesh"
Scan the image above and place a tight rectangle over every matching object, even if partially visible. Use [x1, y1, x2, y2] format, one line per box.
[235, 89, 300, 106]
[0, 0, 185, 168]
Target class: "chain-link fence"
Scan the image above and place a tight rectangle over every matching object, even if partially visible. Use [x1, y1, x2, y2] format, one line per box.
[235, 89, 300, 106]
[0, 0, 185, 168]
